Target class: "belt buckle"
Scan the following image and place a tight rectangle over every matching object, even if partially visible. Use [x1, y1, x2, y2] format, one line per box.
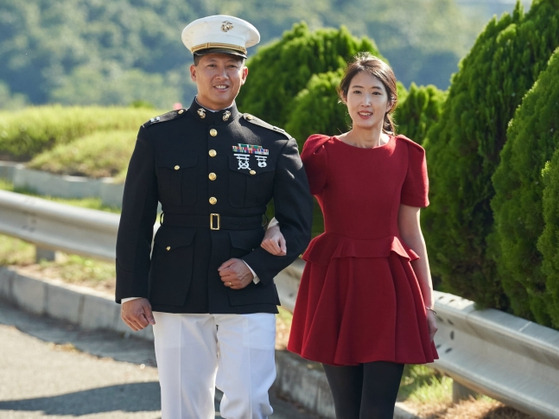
[210, 213, 220, 230]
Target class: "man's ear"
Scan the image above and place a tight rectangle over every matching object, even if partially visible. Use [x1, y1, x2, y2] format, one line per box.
[189, 64, 197, 82]
[241, 66, 249, 85]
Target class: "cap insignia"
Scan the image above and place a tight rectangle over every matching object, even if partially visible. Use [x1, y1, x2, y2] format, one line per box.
[221, 21, 234, 32]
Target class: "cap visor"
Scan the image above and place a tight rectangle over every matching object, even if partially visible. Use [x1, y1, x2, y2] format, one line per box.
[194, 48, 247, 58]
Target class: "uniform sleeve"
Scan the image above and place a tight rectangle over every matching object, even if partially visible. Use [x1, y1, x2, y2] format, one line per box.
[243, 136, 313, 285]
[400, 140, 429, 208]
[115, 126, 159, 303]
[301, 134, 331, 195]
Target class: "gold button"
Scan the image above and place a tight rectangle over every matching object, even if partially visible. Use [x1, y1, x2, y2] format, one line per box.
[178, 109, 184, 114]
[166, 246, 171, 251]
[209, 128, 218, 137]
[249, 170, 256, 175]
[209, 149, 217, 157]
[174, 165, 180, 170]
[208, 172, 217, 181]
[209, 197, 217, 205]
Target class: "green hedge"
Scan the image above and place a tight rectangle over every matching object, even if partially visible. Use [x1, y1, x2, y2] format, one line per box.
[26, 129, 139, 179]
[0, 105, 160, 161]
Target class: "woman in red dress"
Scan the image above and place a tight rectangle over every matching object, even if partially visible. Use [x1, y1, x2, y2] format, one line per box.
[262, 53, 438, 418]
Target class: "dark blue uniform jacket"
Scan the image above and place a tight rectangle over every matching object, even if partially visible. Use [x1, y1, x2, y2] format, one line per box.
[115, 99, 312, 314]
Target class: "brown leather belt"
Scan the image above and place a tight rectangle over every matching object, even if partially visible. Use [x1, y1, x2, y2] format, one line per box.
[160, 212, 263, 231]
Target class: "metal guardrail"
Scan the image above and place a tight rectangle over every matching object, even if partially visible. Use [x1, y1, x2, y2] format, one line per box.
[0, 189, 118, 261]
[432, 292, 559, 418]
[1, 188, 558, 418]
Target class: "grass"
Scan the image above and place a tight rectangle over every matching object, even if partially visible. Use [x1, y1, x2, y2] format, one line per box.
[0, 178, 120, 213]
[27, 129, 137, 180]
[399, 364, 452, 405]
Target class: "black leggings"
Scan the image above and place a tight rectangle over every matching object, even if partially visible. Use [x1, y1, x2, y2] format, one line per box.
[322, 361, 404, 419]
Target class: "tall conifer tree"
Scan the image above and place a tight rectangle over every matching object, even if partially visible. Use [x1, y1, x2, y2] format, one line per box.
[422, 0, 559, 309]
[491, 48, 559, 324]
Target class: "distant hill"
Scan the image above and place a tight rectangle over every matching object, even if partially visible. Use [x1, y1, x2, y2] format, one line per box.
[0, 0, 527, 109]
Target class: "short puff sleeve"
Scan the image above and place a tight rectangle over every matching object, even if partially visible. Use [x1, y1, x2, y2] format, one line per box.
[301, 134, 332, 195]
[400, 136, 429, 208]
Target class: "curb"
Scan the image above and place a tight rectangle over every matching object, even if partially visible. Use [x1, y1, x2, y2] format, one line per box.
[0, 266, 419, 419]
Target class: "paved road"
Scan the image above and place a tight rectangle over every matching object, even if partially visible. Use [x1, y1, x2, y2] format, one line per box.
[0, 299, 317, 419]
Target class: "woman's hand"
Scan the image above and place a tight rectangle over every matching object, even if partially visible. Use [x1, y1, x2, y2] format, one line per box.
[426, 309, 438, 341]
[261, 223, 287, 256]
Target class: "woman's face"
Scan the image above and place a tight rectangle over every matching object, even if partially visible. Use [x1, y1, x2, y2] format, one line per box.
[343, 71, 392, 131]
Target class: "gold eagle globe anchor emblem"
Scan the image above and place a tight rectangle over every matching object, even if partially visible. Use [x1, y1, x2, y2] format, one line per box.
[221, 21, 234, 32]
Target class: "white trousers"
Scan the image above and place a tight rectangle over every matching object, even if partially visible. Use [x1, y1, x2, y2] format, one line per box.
[152, 312, 276, 419]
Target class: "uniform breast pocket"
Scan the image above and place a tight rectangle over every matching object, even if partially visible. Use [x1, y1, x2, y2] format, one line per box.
[227, 154, 275, 207]
[156, 155, 198, 207]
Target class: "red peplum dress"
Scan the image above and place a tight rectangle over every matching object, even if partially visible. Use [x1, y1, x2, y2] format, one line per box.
[287, 134, 439, 366]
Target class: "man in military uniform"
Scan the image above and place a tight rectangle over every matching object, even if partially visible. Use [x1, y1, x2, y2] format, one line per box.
[115, 14, 312, 419]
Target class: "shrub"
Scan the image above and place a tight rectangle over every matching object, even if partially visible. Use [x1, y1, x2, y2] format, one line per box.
[27, 129, 138, 179]
[0, 105, 159, 161]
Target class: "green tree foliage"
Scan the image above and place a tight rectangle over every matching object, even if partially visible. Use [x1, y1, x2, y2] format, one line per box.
[0, 0, 196, 108]
[394, 83, 446, 145]
[422, 0, 559, 310]
[237, 23, 379, 128]
[491, 48, 559, 324]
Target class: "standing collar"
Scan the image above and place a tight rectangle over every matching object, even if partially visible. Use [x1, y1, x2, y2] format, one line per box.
[188, 98, 239, 124]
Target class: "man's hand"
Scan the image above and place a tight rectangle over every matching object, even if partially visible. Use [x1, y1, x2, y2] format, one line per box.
[121, 298, 155, 331]
[218, 258, 254, 290]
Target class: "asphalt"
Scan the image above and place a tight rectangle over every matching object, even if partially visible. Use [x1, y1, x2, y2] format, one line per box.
[0, 298, 322, 419]
[0, 266, 419, 419]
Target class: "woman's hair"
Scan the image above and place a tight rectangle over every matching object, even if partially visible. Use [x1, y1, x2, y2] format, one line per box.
[338, 52, 398, 134]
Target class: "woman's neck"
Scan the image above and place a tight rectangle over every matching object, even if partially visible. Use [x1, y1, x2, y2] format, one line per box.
[340, 128, 389, 149]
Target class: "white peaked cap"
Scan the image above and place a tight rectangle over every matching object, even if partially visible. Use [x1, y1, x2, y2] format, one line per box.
[181, 15, 260, 58]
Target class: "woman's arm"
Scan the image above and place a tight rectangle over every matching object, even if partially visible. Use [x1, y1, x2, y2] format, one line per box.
[398, 204, 437, 340]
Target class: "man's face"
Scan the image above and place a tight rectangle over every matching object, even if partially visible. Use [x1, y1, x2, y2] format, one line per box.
[190, 53, 248, 110]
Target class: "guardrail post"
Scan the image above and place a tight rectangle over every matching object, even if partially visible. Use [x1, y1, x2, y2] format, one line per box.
[452, 380, 479, 403]
[35, 246, 55, 262]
